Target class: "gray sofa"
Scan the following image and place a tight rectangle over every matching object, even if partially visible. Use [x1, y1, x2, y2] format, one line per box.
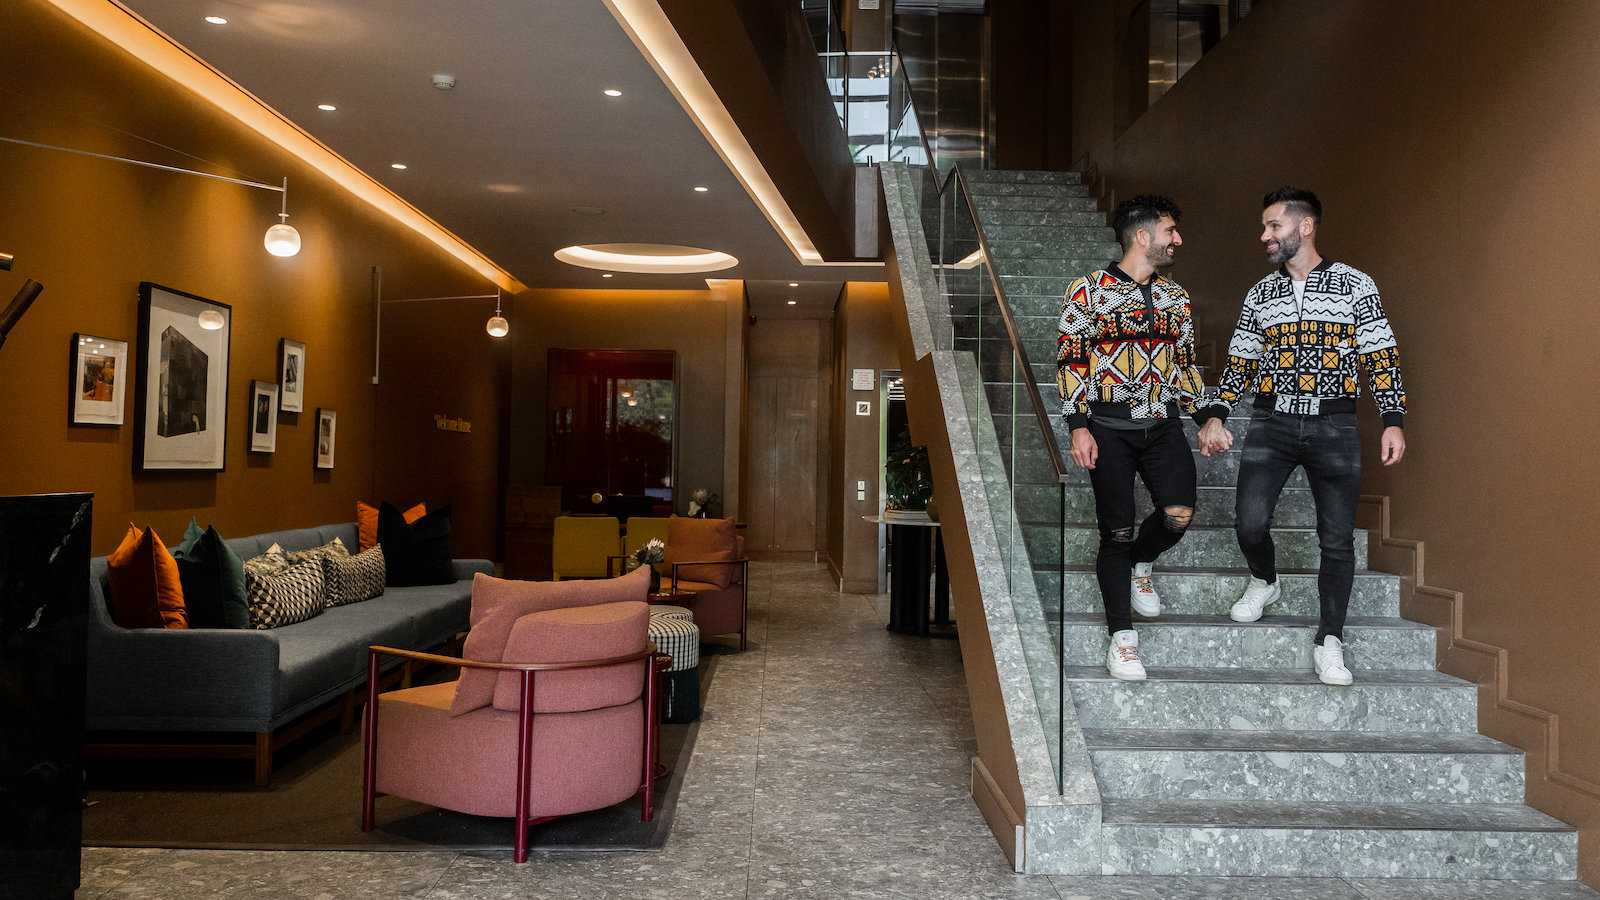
[86, 521, 493, 783]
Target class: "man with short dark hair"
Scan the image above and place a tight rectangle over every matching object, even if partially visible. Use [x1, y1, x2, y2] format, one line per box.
[1197, 186, 1408, 686]
[1058, 195, 1206, 680]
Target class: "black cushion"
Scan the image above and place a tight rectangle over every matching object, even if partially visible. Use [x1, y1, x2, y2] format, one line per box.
[172, 521, 249, 629]
[378, 502, 454, 586]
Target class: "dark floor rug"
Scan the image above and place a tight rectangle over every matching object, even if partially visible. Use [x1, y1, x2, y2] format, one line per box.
[82, 650, 730, 852]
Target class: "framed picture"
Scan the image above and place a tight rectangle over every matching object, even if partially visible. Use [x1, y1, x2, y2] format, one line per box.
[315, 408, 336, 469]
[249, 381, 279, 453]
[278, 338, 306, 413]
[70, 333, 128, 426]
[135, 283, 231, 471]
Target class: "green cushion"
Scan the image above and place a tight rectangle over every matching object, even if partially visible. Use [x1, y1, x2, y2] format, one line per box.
[173, 517, 249, 629]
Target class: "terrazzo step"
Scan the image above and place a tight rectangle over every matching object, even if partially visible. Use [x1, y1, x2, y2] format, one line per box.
[991, 256, 1127, 277]
[977, 208, 1108, 227]
[961, 181, 1095, 199]
[1100, 799, 1577, 880]
[1060, 615, 1434, 671]
[984, 224, 1118, 244]
[970, 194, 1101, 212]
[1039, 567, 1402, 619]
[961, 168, 1086, 185]
[1085, 729, 1526, 805]
[1016, 483, 1317, 527]
[1027, 524, 1361, 570]
[1066, 667, 1477, 734]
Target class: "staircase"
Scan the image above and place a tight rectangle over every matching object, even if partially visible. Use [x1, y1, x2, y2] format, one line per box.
[949, 167, 1579, 879]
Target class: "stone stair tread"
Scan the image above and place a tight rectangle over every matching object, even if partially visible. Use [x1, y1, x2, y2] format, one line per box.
[1044, 564, 1394, 577]
[1101, 799, 1575, 833]
[1083, 728, 1520, 755]
[1063, 665, 1470, 687]
[1060, 613, 1429, 631]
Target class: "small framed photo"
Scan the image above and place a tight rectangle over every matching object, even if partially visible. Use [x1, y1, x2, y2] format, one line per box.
[70, 334, 129, 426]
[315, 408, 336, 469]
[249, 381, 279, 453]
[278, 339, 306, 413]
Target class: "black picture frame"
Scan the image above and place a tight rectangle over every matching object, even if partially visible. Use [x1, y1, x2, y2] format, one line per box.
[248, 381, 279, 454]
[134, 282, 231, 472]
[278, 338, 306, 413]
[68, 333, 128, 427]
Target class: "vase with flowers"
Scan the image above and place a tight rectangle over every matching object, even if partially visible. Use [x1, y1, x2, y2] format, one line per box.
[630, 537, 666, 594]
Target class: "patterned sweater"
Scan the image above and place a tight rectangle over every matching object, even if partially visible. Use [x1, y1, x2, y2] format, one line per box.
[1056, 266, 1207, 430]
[1205, 259, 1406, 426]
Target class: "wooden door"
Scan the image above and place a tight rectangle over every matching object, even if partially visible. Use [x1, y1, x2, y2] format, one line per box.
[745, 375, 819, 553]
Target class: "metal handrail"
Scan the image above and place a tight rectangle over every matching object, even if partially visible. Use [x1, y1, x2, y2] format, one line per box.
[939, 166, 1072, 483]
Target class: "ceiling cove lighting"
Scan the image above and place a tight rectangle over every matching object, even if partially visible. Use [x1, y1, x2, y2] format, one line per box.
[46, 0, 526, 292]
[600, 0, 880, 268]
[555, 243, 737, 275]
[486, 290, 509, 338]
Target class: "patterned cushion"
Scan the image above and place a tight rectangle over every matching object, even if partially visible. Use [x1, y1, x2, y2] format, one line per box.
[285, 538, 347, 567]
[243, 543, 290, 578]
[647, 615, 699, 672]
[325, 544, 386, 607]
[246, 558, 326, 629]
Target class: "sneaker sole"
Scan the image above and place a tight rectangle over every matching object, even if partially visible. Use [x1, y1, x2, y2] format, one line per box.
[1109, 669, 1148, 681]
[1318, 671, 1354, 686]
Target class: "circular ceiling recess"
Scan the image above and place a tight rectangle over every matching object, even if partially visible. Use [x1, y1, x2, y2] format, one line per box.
[555, 243, 738, 274]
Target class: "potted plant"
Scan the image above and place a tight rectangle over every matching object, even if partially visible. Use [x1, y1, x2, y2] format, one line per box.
[884, 432, 934, 521]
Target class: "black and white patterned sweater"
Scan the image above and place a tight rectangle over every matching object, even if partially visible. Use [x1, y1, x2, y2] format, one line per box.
[1205, 259, 1407, 427]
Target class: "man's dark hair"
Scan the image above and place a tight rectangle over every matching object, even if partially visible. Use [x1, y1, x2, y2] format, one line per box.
[1111, 195, 1182, 250]
[1262, 186, 1322, 223]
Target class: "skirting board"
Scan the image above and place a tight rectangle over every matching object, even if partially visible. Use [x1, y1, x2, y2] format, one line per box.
[971, 755, 1023, 872]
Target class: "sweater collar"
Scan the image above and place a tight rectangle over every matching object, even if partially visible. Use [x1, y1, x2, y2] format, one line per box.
[1276, 257, 1334, 279]
[1107, 262, 1157, 286]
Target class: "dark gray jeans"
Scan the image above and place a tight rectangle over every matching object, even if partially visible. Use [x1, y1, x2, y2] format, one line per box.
[1234, 412, 1361, 644]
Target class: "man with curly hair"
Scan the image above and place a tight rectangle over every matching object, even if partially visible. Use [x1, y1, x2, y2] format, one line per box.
[1057, 195, 1206, 680]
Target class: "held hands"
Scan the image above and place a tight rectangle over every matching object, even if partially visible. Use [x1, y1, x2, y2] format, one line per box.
[1070, 427, 1099, 470]
[1197, 418, 1234, 457]
[1381, 426, 1406, 465]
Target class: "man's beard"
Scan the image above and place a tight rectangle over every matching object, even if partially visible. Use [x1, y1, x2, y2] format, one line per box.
[1146, 242, 1177, 269]
[1267, 231, 1301, 265]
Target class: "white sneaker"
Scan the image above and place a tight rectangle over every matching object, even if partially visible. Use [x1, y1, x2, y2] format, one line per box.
[1106, 629, 1147, 681]
[1229, 576, 1281, 622]
[1131, 562, 1162, 618]
[1313, 635, 1354, 686]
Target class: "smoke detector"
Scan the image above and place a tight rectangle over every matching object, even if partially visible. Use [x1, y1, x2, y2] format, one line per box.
[431, 73, 456, 91]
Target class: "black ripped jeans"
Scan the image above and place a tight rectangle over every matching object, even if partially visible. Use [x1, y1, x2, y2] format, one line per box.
[1086, 418, 1198, 634]
[1234, 412, 1362, 645]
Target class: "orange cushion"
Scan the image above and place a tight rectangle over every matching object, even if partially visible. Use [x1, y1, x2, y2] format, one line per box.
[357, 501, 425, 551]
[666, 516, 736, 588]
[106, 524, 187, 629]
[451, 566, 651, 716]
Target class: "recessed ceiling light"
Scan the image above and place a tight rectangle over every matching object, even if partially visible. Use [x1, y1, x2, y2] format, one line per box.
[788, 282, 799, 287]
[603, 89, 623, 97]
[602, 273, 614, 278]
[786, 300, 797, 306]
[692, 185, 709, 192]
[317, 103, 337, 111]
[556, 243, 738, 274]
[204, 15, 228, 25]
[390, 163, 407, 170]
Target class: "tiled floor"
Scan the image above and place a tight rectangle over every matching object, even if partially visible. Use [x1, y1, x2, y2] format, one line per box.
[79, 562, 1598, 899]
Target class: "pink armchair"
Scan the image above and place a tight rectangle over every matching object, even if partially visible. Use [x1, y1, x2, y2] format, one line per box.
[360, 601, 667, 863]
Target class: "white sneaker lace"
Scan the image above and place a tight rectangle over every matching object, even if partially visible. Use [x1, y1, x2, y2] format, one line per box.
[1116, 645, 1140, 663]
[1321, 645, 1346, 669]
[1134, 576, 1155, 595]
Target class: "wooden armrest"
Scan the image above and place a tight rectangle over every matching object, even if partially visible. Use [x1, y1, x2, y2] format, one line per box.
[368, 642, 661, 672]
[670, 558, 750, 569]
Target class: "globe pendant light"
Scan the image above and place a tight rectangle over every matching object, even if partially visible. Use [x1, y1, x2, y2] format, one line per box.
[264, 177, 302, 257]
[485, 289, 509, 337]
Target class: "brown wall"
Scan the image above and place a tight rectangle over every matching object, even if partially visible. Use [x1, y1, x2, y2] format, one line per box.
[0, 0, 491, 557]
[827, 281, 900, 590]
[743, 318, 830, 556]
[507, 289, 729, 517]
[1074, 0, 1600, 882]
[990, 0, 1074, 171]
[375, 298, 510, 560]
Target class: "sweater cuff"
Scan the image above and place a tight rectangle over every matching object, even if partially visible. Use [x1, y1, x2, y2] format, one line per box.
[1381, 412, 1405, 429]
[1065, 412, 1089, 431]
[1195, 403, 1230, 426]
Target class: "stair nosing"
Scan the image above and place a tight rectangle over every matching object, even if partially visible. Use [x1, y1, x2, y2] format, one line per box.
[1082, 727, 1521, 755]
[1064, 665, 1470, 687]
[1058, 613, 1430, 631]
[1100, 799, 1575, 833]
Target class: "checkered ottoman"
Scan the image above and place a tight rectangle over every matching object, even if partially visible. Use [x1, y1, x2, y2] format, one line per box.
[647, 614, 700, 723]
[648, 604, 694, 621]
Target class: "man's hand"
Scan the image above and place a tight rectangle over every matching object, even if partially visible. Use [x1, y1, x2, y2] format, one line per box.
[1380, 426, 1406, 465]
[1070, 427, 1099, 470]
[1198, 418, 1234, 457]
